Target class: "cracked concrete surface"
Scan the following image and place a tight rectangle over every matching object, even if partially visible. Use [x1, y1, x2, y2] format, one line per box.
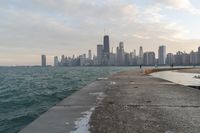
[90, 69, 200, 133]
[19, 69, 200, 133]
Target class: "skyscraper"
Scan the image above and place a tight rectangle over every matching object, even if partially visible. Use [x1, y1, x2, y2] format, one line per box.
[116, 42, 125, 65]
[97, 44, 103, 65]
[103, 35, 110, 55]
[166, 53, 174, 65]
[103, 35, 110, 64]
[198, 46, 200, 64]
[137, 46, 143, 65]
[158, 45, 166, 65]
[139, 46, 143, 58]
[143, 52, 155, 66]
[61, 55, 65, 66]
[88, 50, 92, 60]
[54, 56, 59, 66]
[41, 54, 46, 67]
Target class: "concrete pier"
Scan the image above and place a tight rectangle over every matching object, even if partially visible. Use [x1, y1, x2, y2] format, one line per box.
[19, 80, 110, 133]
[20, 69, 200, 133]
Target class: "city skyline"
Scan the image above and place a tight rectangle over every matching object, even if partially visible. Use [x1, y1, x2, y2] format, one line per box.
[45, 34, 200, 67]
[0, 0, 200, 66]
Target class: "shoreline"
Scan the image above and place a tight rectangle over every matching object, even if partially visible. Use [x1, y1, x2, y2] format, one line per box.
[176, 68, 200, 74]
[143, 67, 195, 74]
[19, 69, 130, 133]
[19, 67, 200, 132]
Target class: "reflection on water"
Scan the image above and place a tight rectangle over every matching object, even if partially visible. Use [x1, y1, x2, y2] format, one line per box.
[151, 71, 200, 86]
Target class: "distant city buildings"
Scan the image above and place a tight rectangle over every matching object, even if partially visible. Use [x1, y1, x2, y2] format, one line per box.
[41, 55, 46, 67]
[158, 45, 166, 65]
[143, 52, 155, 66]
[42, 35, 200, 67]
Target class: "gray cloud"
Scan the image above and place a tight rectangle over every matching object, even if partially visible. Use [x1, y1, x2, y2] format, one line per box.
[0, 0, 199, 65]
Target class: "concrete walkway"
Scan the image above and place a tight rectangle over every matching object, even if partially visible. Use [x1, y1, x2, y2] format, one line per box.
[19, 80, 110, 133]
[20, 69, 200, 133]
[90, 69, 200, 133]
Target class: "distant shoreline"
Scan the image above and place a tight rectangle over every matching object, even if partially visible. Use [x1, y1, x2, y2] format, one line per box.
[176, 68, 200, 74]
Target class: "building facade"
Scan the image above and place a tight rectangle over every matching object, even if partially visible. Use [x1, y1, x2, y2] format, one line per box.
[158, 45, 166, 65]
[97, 44, 103, 65]
[41, 55, 46, 67]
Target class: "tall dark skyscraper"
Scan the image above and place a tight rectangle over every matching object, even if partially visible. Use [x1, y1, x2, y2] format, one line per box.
[103, 35, 110, 58]
[103, 35, 110, 65]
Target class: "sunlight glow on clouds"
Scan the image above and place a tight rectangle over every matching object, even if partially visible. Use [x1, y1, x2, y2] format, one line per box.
[152, 0, 200, 14]
[0, 0, 199, 65]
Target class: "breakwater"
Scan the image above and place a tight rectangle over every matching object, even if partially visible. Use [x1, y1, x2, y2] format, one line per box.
[20, 68, 200, 133]
[144, 67, 193, 75]
[0, 66, 130, 133]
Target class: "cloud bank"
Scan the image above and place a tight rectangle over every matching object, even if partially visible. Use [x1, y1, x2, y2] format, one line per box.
[0, 0, 199, 65]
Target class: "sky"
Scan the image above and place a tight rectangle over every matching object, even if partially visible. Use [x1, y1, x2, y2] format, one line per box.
[0, 0, 200, 66]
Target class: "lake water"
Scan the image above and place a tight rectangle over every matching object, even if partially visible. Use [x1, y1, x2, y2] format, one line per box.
[0, 66, 132, 133]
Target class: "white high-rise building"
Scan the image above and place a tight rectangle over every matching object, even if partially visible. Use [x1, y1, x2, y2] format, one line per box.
[158, 45, 166, 65]
[137, 46, 143, 65]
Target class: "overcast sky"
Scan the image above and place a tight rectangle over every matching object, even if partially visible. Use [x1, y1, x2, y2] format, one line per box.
[0, 0, 200, 66]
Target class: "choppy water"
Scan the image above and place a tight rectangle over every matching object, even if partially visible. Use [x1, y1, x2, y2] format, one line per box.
[0, 66, 130, 133]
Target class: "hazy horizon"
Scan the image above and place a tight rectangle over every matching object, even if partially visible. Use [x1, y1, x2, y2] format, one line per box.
[0, 0, 200, 66]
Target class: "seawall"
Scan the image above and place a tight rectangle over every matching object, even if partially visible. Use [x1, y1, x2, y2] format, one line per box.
[144, 67, 193, 74]
[19, 79, 110, 133]
[20, 68, 200, 133]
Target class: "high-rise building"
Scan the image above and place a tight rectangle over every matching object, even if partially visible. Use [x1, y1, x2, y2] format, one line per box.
[198, 46, 200, 64]
[103, 35, 110, 64]
[137, 46, 143, 65]
[182, 52, 190, 65]
[54, 56, 59, 66]
[116, 42, 125, 65]
[88, 50, 92, 60]
[61, 55, 65, 66]
[158, 45, 166, 65]
[174, 51, 182, 65]
[143, 52, 155, 66]
[97, 44, 103, 65]
[109, 53, 116, 65]
[139, 46, 143, 58]
[80, 54, 86, 66]
[124, 53, 131, 66]
[190, 51, 198, 65]
[133, 49, 136, 56]
[166, 53, 174, 65]
[41, 54, 46, 67]
[103, 35, 110, 55]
